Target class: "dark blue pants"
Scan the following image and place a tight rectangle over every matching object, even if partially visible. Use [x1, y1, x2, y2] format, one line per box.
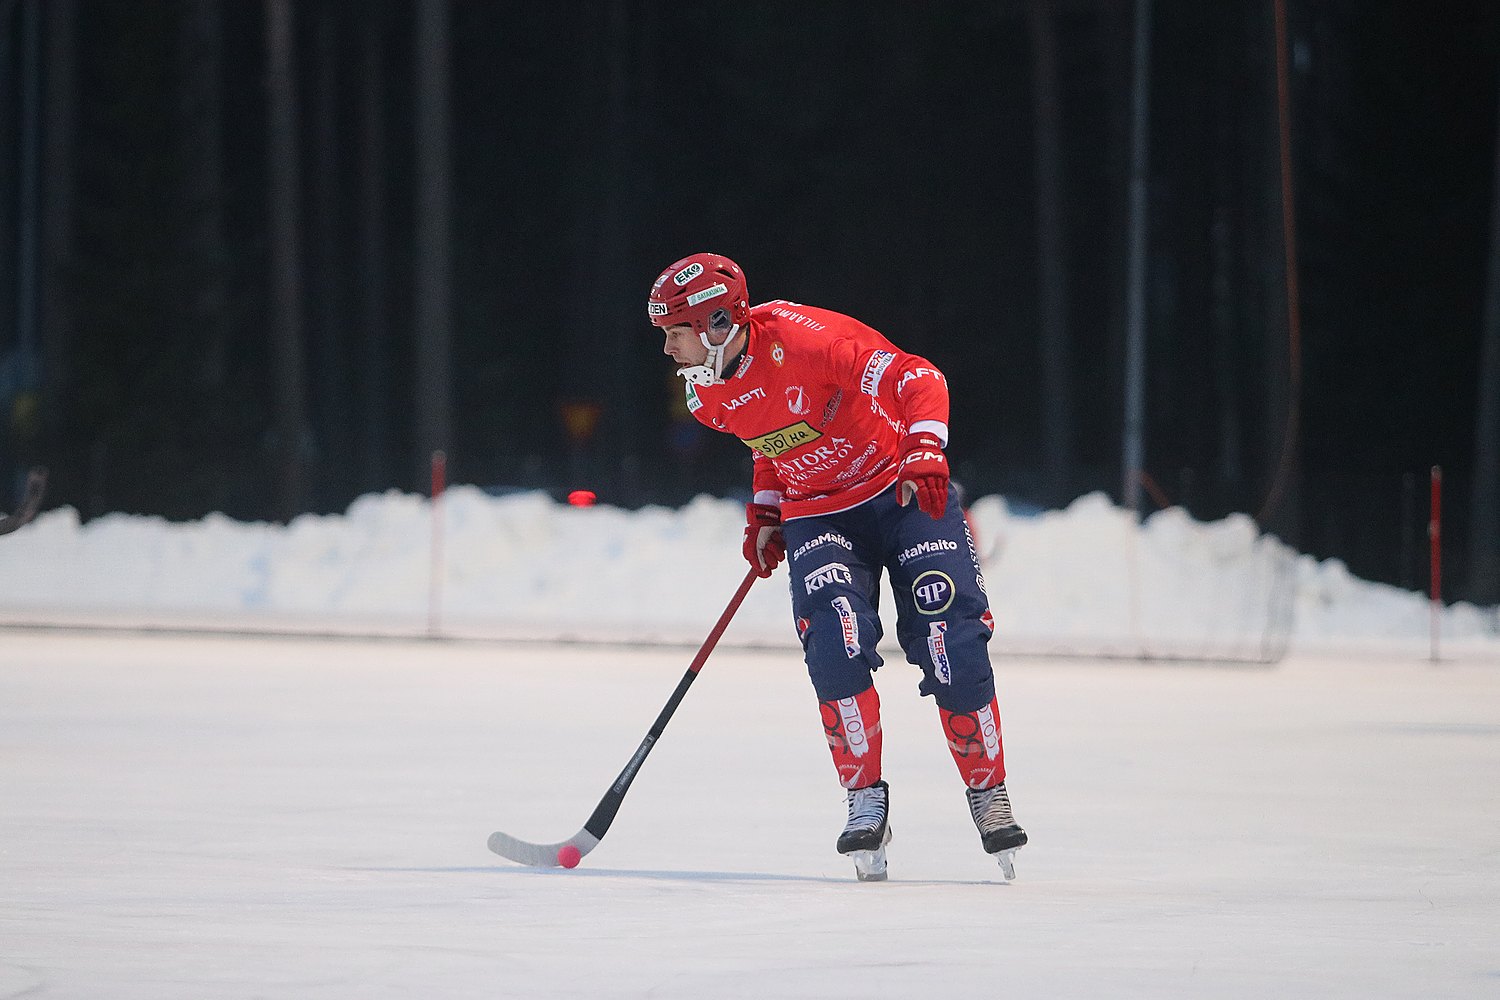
[782, 484, 996, 713]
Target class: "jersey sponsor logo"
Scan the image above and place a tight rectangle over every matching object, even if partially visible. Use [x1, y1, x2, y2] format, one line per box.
[868, 395, 904, 435]
[741, 421, 822, 458]
[860, 351, 896, 396]
[686, 283, 727, 306]
[820, 388, 843, 426]
[685, 384, 702, 413]
[832, 443, 882, 485]
[721, 386, 767, 411]
[786, 385, 810, 415]
[673, 261, 704, 286]
[647, 301, 669, 316]
[895, 366, 946, 398]
[961, 519, 985, 593]
[981, 609, 995, 633]
[833, 595, 860, 658]
[796, 616, 811, 640]
[791, 530, 853, 562]
[733, 353, 754, 379]
[769, 306, 828, 331]
[927, 621, 951, 684]
[897, 538, 960, 566]
[780, 436, 855, 477]
[944, 704, 1001, 779]
[771, 342, 785, 366]
[804, 561, 853, 594]
[975, 702, 1001, 762]
[912, 569, 955, 615]
[837, 693, 869, 756]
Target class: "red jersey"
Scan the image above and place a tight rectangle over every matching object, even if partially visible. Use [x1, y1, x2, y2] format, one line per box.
[684, 301, 950, 520]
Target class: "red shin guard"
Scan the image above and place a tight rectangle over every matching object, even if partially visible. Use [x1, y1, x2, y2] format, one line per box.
[940, 696, 1007, 789]
[819, 686, 883, 789]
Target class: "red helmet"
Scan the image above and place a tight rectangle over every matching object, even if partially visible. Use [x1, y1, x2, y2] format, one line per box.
[647, 253, 750, 336]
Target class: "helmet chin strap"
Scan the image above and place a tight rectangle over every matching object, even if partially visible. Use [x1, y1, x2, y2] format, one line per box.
[676, 324, 741, 386]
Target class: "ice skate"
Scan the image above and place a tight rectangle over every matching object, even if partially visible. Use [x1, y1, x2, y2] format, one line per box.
[966, 781, 1027, 880]
[837, 780, 892, 882]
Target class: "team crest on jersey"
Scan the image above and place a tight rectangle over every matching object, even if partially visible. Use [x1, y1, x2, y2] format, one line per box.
[741, 421, 822, 458]
[786, 385, 810, 415]
[771, 342, 785, 366]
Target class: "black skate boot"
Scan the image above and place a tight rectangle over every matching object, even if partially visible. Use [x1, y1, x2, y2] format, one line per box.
[837, 780, 892, 882]
[966, 781, 1027, 880]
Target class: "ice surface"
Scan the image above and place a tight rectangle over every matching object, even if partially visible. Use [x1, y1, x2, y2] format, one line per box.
[1, 488, 1497, 994]
[3, 630, 1498, 998]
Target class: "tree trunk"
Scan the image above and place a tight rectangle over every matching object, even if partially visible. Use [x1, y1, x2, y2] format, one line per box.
[414, 0, 453, 486]
[39, 0, 77, 478]
[265, 0, 308, 519]
[310, 3, 345, 507]
[1468, 66, 1500, 605]
[358, 9, 390, 494]
[1029, 0, 1072, 504]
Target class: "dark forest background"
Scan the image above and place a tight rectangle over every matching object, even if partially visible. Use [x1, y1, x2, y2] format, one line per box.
[2, 0, 1498, 605]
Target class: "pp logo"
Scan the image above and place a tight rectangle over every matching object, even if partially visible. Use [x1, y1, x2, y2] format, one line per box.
[912, 570, 955, 615]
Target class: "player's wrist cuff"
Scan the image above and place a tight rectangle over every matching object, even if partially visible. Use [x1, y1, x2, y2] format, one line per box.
[907, 420, 948, 447]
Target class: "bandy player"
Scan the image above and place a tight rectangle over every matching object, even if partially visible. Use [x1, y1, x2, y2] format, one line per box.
[648, 252, 1027, 881]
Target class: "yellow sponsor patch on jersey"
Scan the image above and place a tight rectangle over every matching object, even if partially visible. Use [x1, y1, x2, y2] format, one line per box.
[741, 421, 822, 458]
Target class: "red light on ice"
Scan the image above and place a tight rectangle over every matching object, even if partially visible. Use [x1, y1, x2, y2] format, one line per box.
[568, 490, 597, 507]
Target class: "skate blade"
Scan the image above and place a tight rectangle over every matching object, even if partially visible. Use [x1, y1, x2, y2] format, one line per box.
[847, 826, 893, 882]
[851, 847, 889, 881]
[993, 848, 1018, 881]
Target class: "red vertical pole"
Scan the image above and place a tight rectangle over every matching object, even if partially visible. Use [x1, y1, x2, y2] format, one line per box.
[429, 450, 447, 637]
[1429, 465, 1442, 662]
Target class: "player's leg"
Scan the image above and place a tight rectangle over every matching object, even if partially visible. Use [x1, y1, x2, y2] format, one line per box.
[782, 511, 892, 878]
[881, 486, 1028, 871]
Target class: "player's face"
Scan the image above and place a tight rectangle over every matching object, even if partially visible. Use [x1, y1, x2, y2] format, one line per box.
[661, 324, 707, 365]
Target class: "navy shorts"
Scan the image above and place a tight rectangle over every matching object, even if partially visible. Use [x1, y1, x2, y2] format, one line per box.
[781, 483, 996, 713]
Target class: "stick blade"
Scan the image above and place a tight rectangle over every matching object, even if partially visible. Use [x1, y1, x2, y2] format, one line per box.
[487, 828, 601, 868]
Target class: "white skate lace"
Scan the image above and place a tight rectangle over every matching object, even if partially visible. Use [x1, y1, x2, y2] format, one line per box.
[843, 784, 887, 835]
[967, 783, 1016, 833]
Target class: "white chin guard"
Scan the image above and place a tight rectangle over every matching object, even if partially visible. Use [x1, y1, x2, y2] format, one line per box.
[675, 325, 739, 386]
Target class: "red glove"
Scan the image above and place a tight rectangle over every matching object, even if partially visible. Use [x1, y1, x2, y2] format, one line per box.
[743, 503, 786, 578]
[896, 432, 949, 520]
